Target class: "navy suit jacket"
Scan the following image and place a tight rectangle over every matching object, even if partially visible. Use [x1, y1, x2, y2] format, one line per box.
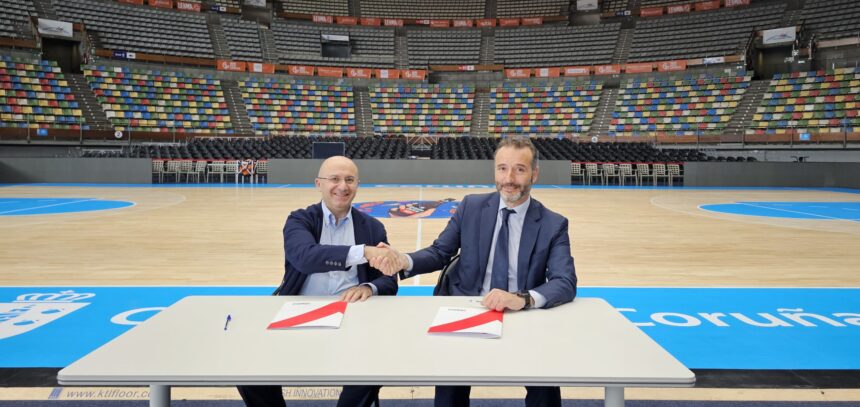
[276, 203, 398, 296]
[402, 192, 576, 308]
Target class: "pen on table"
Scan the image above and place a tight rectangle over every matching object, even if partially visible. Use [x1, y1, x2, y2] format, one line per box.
[224, 314, 232, 331]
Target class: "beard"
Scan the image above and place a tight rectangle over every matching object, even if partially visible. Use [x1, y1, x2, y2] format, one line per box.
[497, 182, 531, 205]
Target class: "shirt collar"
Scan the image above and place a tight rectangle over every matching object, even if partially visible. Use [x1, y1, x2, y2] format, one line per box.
[499, 196, 531, 218]
[321, 201, 352, 227]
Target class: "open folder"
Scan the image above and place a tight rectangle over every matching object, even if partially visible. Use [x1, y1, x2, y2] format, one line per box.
[267, 301, 347, 329]
[427, 306, 503, 339]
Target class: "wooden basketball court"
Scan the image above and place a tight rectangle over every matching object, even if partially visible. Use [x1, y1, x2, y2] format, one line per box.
[1, 184, 859, 402]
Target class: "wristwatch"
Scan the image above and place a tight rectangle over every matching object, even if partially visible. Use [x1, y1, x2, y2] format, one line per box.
[516, 290, 533, 310]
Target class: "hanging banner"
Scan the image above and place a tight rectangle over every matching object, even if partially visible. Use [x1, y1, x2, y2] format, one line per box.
[702, 56, 726, 65]
[458, 65, 476, 71]
[476, 19, 497, 27]
[625, 62, 653, 73]
[763, 27, 796, 45]
[577, 0, 599, 11]
[695, 0, 720, 11]
[499, 18, 520, 27]
[430, 20, 451, 28]
[248, 62, 275, 74]
[346, 68, 372, 78]
[148, 0, 172, 8]
[360, 18, 381, 26]
[375, 69, 400, 79]
[245, 0, 265, 6]
[317, 67, 344, 77]
[402, 69, 427, 80]
[640, 7, 664, 16]
[521, 17, 543, 26]
[725, 0, 751, 6]
[667, 4, 691, 14]
[657, 60, 687, 72]
[312, 15, 334, 24]
[176, 1, 201, 11]
[217, 60, 245, 72]
[564, 66, 591, 76]
[504, 68, 531, 78]
[534, 67, 561, 78]
[336, 16, 358, 25]
[37, 18, 73, 38]
[383, 19, 404, 27]
[288, 65, 315, 76]
[453, 19, 474, 27]
[595, 64, 621, 75]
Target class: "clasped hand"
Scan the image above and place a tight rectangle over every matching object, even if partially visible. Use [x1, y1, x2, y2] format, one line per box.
[365, 242, 408, 276]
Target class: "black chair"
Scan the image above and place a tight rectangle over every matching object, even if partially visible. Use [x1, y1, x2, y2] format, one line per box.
[434, 254, 460, 296]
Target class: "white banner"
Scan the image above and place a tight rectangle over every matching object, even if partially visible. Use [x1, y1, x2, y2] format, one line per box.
[37, 18, 73, 38]
[702, 56, 726, 65]
[576, 0, 598, 11]
[763, 27, 796, 45]
[245, 0, 265, 7]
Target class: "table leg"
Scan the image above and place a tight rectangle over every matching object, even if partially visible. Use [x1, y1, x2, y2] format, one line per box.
[150, 385, 170, 407]
[605, 386, 624, 407]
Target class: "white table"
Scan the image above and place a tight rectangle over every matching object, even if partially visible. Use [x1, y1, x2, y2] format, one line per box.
[58, 296, 694, 407]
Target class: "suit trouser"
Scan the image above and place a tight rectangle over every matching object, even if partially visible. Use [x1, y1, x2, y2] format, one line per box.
[237, 385, 380, 407]
[435, 385, 561, 407]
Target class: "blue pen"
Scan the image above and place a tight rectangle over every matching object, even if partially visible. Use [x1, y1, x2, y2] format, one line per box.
[224, 314, 232, 331]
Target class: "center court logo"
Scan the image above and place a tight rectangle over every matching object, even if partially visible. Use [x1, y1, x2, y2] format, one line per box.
[355, 199, 458, 218]
[0, 290, 94, 340]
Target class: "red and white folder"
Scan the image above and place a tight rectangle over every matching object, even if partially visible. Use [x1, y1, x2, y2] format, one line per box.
[267, 301, 347, 329]
[427, 307, 503, 339]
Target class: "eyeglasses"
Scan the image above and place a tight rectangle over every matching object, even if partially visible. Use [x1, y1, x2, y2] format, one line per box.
[316, 176, 358, 185]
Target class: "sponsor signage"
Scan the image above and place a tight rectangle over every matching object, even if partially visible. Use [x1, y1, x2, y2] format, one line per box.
[288, 65, 315, 76]
[725, 0, 751, 7]
[458, 65, 476, 71]
[667, 4, 691, 14]
[595, 64, 621, 75]
[504, 68, 531, 78]
[336, 16, 358, 25]
[499, 18, 520, 27]
[452, 19, 473, 27]
[657, 59, 687, 72]
[176, 1, 201, 12]
[564, 66, 591, 76]
[430, 20, 451, 28]
[346, 67, 371, 78]
[37, 18, 73, 38]
[148, 0, 172, 9]
[312, 15, 334, 24]
[577, 0, 599, 11]
[640, 7, 664, 16]
[402, 69, 427, 80]
[248, 62, 275, 74]
[245, 0, 265, 6]
[763, 27, 796, 45]
[625, 62, 653, 73]
[534, 67, 561, 77]
[476, 19, 497, 27]
[113, 50, 136, 60]
[521, 17, 543, 26]
[383, 19, 404, 27]
[375, 69, 401, 79]
[217, 60, 246, 72]
[317, 66, 344, 77]
[695, 0, 720, 11]
[702, 56, 726, 65]
[360, 17, 381, 26]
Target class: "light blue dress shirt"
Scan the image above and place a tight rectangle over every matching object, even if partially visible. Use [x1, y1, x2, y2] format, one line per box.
[299, 203, 376, 296]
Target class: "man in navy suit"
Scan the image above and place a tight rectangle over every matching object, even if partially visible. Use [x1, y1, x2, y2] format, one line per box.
[374, 136, 577, 407]
[238, 156, 399, 407]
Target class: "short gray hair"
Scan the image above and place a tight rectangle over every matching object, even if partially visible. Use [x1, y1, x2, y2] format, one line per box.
[495, 136, 539, 170]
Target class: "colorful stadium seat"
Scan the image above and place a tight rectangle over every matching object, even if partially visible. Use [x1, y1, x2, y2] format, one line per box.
[0, 56, 86, 130]
[240, 78, 356, 135]
[369, 84, 474, 135]
[489, 82, 601, 136]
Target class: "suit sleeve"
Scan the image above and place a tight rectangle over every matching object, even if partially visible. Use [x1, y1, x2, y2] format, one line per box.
[365, 219, 399, 295]
[401, 197, 465, 278]
[532, 217, 577, 308]
[283, 209, 351, 275]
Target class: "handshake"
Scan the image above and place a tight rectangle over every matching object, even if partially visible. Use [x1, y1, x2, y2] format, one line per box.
[364, 243, 410, 276]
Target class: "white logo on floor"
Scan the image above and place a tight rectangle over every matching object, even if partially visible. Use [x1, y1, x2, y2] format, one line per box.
[0, 290, 94, 340]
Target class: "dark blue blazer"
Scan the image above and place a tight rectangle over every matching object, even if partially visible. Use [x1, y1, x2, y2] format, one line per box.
[276, 203, 398, 296]
[402, 192, 576, 308]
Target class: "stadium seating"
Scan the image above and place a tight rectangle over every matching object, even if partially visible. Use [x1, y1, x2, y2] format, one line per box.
[627, 4, 785, 62]
[272, 21, 395, 68]
[84, 66, 232, 133]
[0, 0, 35, 39]
[54, 0, 215, 59]
[281, 0, 349, 16]
[240, 78, 356, 135]
[0, 55, 86, 130]
[494, 24, 620, 67]
[496, 0, 569, 17]
[370, 84, 474, 135]
[749, 67, 860, 136]
[800, 0, 860, 40]
[489, 82, 601, 136]
[359, 0, 485, 19]
[221, 17, 264, 62]
[407, 29, 481, 68]
[611, 73, 752, 136]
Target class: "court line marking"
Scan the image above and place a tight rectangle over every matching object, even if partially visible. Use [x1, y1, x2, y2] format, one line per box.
[734, 202, 860, 222]
[0, 198, 98, 215]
